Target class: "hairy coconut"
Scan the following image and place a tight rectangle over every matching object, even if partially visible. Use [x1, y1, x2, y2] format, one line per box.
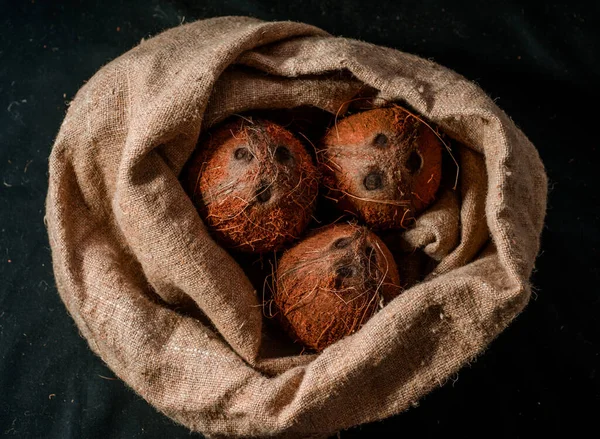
[274, 223, 401, 352]
[183, 118, 319, 253]
[319, 106, 443, 229]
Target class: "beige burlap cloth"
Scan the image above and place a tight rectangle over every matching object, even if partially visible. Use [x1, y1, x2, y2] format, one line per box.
[45, 16, 547, 438]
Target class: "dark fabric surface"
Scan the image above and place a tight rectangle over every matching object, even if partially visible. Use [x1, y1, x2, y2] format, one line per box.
[0, 1, 598, 437]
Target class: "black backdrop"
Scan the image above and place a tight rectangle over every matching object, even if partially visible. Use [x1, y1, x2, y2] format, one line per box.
[1, 1, 598, 437]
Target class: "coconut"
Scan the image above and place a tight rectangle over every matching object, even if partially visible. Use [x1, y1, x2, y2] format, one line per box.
[273, 223, 401, 352]
[319, 106, 443, 229]
[182, 118, 319, 253]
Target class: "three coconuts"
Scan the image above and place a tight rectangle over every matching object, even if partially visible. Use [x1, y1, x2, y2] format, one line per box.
[183, 106, 444, 352]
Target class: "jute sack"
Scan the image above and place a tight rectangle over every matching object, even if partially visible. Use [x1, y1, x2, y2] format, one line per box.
[46, 16, 547, 438]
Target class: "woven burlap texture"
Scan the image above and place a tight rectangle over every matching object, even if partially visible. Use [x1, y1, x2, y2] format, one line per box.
[46, 16, 547, 438]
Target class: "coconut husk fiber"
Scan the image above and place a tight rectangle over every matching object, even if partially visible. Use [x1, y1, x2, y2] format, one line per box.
[45, 16, 547, 438]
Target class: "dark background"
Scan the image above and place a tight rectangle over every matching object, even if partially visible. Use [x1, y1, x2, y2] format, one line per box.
[1, 0, 598, 437]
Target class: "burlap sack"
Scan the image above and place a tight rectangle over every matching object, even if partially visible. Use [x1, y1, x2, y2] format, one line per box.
[45, 16, 547, 438]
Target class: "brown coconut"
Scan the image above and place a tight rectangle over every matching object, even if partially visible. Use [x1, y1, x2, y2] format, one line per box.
[319, 106, 443, 229]
[273, 223, 401, 352]
[182, 118, 319, 253]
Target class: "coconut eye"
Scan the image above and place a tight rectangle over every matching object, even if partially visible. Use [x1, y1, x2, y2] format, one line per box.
[274, 145, 293, 164]
[363, 172, 383, 190]
[255, 182, 272, 203]
[234, 147, 252, 162]
[373, 133, 388, 148]
[336, 266, 356, 278]
[334, 265, 357, 289]
[406, 150, 423, 174]
[365, 245, 377, 264]
[332, 237, 352, 249]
